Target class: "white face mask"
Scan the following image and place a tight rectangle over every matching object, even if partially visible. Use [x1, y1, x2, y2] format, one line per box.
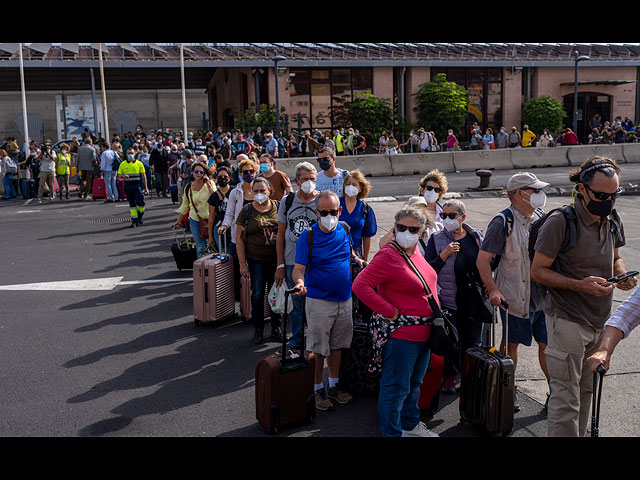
[344, 185, 359, 198]
[320, 214, 339, 231]
[522, 190, 547, 209]
[300, 180, 316, 194]
[423, 189, 439, 204]
[253, 193, 268, 204]
[395, 230, 419, 249]
[443, 217, 461, 232]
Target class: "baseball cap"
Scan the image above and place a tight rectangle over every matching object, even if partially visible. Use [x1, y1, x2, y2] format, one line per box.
[507, 172, 549, 191]
[182, 149, 193, 158]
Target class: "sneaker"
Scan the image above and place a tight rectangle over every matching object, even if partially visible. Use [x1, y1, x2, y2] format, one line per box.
[314, 388, 335, 411]
[402, 422, 439, 437]
[514, 386, 521, 413]
[270, 326, 284, 343]
[441, 376, 457, 394]
[327, 384, 353, 405]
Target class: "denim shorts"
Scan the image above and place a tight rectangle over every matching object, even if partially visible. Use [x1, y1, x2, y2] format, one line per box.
[500, 310, 547, 346]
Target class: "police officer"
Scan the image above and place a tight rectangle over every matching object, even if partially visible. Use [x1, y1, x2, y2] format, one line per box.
[117, 148, 149, 228]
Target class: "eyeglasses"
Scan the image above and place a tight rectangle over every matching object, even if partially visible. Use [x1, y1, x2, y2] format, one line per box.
[440, 212, 460, 220]
[193, 170, 205, 174]
[242, 170, 255, 175]
[317, 209, 340, 217]
[584, 184, 622, 201]
[395, 223, 421, 234]
[425, 185, 442, 193]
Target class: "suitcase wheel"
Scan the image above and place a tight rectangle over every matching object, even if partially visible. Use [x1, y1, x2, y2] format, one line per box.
[269, 406, 280, 435]
[306, 394, 316, 424]
[195, 319, 201, 327]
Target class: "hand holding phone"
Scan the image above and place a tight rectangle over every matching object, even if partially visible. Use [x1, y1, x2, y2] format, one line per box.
[602, 271, 639, 288]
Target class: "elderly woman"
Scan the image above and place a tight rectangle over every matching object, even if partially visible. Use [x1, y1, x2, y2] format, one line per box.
[353, 205, 440, 438]
[419, 169, 448, 221]
[339, 169, 377, 263]
[424, 199, 484, 395]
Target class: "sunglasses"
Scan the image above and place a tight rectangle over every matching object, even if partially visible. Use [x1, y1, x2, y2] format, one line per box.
[242, 170, 255, 175]
[317, 209, 340, 217]
[425, 185, 442, 193]
[395, 223, 421, 234]
[193, 169, 205, 174]
[440, 212, 460, 220]
[520, 188, 542, 194]
[584, 184, 622, 201]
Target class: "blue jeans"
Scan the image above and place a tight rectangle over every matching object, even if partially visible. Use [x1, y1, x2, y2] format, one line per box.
[104, 170, 118, 201]
[3, 174, 16, 198]
[247, 258, 281, 330]
[378, 337, 431, 437]
[189, 218, 209, 257]
[285, 265, 304, 350]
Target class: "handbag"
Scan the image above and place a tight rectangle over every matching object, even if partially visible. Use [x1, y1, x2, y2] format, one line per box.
[388, 241, 459, 356]
[456, 246, 494, 324]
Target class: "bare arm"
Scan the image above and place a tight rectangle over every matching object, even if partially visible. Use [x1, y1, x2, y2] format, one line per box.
[476, 250, 504, 306]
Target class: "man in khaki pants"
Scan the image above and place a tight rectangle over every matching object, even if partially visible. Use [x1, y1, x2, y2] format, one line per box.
[531, 156, 636, 436]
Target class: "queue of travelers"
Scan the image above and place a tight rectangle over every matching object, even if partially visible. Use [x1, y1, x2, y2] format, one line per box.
[2, 126, 636, 439]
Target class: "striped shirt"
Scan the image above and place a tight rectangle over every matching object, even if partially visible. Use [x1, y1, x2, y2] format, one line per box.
[605, 288, 640, 338]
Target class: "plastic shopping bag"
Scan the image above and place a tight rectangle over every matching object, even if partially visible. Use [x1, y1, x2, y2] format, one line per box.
[268, 282, 292, 315]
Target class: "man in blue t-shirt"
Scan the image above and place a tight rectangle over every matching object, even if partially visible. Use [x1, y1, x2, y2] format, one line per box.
[292, 190, 354, 412]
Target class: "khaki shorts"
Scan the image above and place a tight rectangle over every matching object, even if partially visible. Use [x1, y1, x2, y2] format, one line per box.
[305, 297, 353, 357]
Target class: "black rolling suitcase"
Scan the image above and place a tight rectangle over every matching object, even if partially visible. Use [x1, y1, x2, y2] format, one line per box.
[171, 228, 197, 270]
[459, 300, 515, 436]
[339, 319, 380, 396]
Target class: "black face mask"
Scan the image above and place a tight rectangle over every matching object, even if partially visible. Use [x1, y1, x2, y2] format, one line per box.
[217, 178, 229, 187]
[579, 192, 615, 218]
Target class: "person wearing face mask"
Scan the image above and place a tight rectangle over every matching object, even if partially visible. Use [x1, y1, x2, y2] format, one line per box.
[174, 161, 217, 256]
[208, 166, 233, 252]
[352, 205, 441, 437]
[117, 148, 149, 228]
[274, 162, 320, 353]
[150, 142, 169, 197]
[257, 153, 291, 201]
[418, 169, 447, 220]
[424, 199, 484, 396]
[315, 147, 348, 197]
[445, 130, 459, 151]
[332, 129, 345, 156]
[235, 177, 283, 344]
[339, 170, 377, 263]
[482, 128, 494, 150]
[292, 190, 355, 412]
[219, 155, 259, 300]
[531, 157, 634, 437]
[55, 143, 72, 200]
[299, 130, 320, 158]
[496, 126, 509, 149]
[476, 172, 551, 412]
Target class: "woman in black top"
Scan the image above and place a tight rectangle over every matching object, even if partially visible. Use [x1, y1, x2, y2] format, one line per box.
[207, 166, 232, 251]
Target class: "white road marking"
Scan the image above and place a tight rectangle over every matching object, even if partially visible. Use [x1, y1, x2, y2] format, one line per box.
[0, 276, 192, 291]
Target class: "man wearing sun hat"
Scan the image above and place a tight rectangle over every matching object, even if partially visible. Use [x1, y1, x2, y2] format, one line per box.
[476, 172, 551, 412]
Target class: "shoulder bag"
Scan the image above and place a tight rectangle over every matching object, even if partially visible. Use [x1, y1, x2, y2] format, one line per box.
[388, 241, 459, 356]
[187, 180, 214, 239]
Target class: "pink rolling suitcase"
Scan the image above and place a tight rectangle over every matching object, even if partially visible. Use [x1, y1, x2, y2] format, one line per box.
[240, 276, 271, 323]
[193, 236, 235, 326]
[92, 177, 107, 200]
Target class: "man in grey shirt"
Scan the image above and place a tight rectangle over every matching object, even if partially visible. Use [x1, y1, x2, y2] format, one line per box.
[76, 139, 98, 200]
[274, 161, 319, 352]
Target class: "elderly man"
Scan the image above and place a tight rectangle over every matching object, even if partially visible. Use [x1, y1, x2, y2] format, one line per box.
[292, 190, 355, 411]
[76, 139, 98, 200]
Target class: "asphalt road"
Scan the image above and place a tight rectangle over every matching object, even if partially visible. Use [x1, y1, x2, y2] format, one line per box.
[1, 175, 638, 437]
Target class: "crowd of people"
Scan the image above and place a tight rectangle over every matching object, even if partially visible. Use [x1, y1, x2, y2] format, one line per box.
[2, 124, 637, 438]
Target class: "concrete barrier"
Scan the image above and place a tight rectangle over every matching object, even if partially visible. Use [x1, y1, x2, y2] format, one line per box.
[389, 152, 456, 176]
[510, 146, 569, 169]
[623, 143, 640, 163]
[567, 144, 625, 166]
[452, 148, 513, 172]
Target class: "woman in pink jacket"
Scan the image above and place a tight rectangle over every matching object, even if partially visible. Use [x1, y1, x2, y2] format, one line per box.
[352, 205, 440, 438]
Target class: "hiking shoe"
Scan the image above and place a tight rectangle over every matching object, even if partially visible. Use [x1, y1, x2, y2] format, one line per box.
[514, 386, 521, 413]
[314, 388, 335, 411]
[402, 422, 439, 437]
[441, 376, 457, 394]
[327, 384, 353, 405]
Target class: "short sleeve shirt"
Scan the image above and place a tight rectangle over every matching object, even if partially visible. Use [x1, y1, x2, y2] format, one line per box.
[277, 192, 318, 266]
[534, 201, 626, 329]
[236, 201, 279, 262]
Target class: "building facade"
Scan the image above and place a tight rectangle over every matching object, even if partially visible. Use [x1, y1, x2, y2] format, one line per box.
[1, 43, 639, 144]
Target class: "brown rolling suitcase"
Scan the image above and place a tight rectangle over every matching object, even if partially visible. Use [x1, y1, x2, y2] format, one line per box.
[192, 235, 235, 326]
[255, 288, 316, 434]
[459, 300, 514, 436]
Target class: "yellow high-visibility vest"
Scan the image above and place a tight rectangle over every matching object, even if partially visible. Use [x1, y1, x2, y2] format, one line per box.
[56, 153, 71, 175]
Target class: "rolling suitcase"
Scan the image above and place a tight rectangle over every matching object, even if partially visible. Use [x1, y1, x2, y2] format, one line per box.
[240, 276, 271, 324]
[169, 183, 178, 204]
[339, 319, 380, 396]
[418, 353, 445, 417]
[255, 288, 316, 434]
[92, 177, 107, 200]
[193, 237, 235, 326]
[116, 177, 127, 200]
[171, 228, 198, 271]
[459, 300, 514, 436]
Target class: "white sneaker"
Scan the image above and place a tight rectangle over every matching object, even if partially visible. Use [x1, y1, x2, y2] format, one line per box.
[402, 422, 439, 437]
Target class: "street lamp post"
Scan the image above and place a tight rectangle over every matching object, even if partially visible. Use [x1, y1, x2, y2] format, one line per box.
[272, 49, 286, 139]
[573, 51, 590, 137]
